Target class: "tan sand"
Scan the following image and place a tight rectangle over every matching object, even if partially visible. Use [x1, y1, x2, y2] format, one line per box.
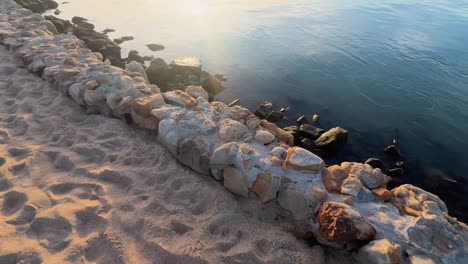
[0, 46, 346, 263]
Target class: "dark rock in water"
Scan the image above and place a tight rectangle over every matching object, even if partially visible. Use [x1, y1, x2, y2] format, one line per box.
[77, 21, 95, 31]
[283, 126, 301, 146]
[396, 161, 404, 168]
[280, 106, 291, 113]
[254, 102, 273, 119]
[227, 99, 239, 107]
[143, 55, 155, 62]
[299, 124, 325, 140]
[71, 16, 87, 25]
[297, 115, 308, 125]
[201, 71, 225, 96]
[102, 28, 115, 34]
[14, 0, 58, 13]
[300, 138, 315, 151]
[314, 127, 348, 156]
[267, 111, 283, 123]
[146, 58, 173, 89]
[365, 158, 387, 172]
[54, 9, 60, 15]
[127, 50, 144, 64]
[146, 43, 165, 52]
[44, 15, 73, 34]
[387, 177, 404, 190]
[114, 36, 134, 44]
[388, 168, 404, 177]
[384, 144, 401, 157]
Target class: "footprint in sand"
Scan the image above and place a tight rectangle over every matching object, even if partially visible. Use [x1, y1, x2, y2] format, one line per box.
[0, 173, 11, 192]
[26, 216, 72, 252]
[0, 157, 5, 167]
[7, 147, 30, 160]
[6, 205, 36, 225]
[42, 151, 75, 172]
[75, 207, 108, 237]
[1, 191, 27, 216]
[49, 182, 105, 197]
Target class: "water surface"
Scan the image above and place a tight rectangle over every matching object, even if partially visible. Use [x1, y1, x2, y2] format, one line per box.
[55, 0, 468, 217]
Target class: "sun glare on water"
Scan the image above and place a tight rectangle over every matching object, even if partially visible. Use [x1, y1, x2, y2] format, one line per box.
[178, 0, 211, 15]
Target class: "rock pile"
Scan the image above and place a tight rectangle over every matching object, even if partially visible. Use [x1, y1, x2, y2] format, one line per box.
[0, 1, 466, 263]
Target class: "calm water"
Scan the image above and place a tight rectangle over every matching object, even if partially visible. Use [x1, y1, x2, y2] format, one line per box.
[55, 0, 468, 216]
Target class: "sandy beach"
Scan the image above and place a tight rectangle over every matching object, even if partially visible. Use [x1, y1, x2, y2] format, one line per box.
[0, 45, 337, 263]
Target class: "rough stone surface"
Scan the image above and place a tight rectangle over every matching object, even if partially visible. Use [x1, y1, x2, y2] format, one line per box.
[341, 162, 390, 189]
[356, 239, 402, 264]
[185, 85, 208, 100]
[341, 174, 362, 197]
[163, 90, 197, 107]
[322, 165, 349, 193]
[284, 147, 325, 173]
[251, 172, 280, 203]
[133, 93, 165, 117]
[318, 202, 376, 242]
[314, 127, 348, 156]
[218, 119, 248, 142]
[255, 129, 275, 144]
[223, 166, 249, 198]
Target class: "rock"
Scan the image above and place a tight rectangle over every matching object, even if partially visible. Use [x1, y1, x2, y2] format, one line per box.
[388, 168, 404, 178]
[318, 202, 376, 242]
[391, 184, 448, 218]
[146, 43, 165, 51]
[254, 102, 273, 119]
[201, 71, 225, 95]
[299, 124, 325, 140]
[365, 158, 387, 172]
[44, 15, 73, 34]
[163, 90, 197, 107]
[251, 172, 281, 203]
[341, 174, 362, 197]
[277, 185, 314, 221]
[266, 111, 283, 123]
[260, 120, 294, 146]
[384, 145, 401, 157]
[396, 161, 404, 168]
[127, 50, 144, 64]
[54, 9, 61, 15]
[246, 115, 261, 130]
[71, 16, 87, 25]
[178, 137, 211, 175]
[146, 58, 173, 88]
[77, 21, 94, 31]
[44, 20, 58, 34]
[341, 162, 390, 189]
[223, 105, 252, 120]
[218, 119, 249, 142]
[372, 188, 393, 202]
[125, 61, 149, 83]
[255, 129, 275, 144]
[300, 138, 315, 151]
[408, 255, 437, 264]
[114, 36, 134, 44]
[210, 142, 239, 167]
[133, 93, 165, 118]
[170, 56, 202, 76]
[322, 165, 349, 193]
[297, 115, 308, 124]
[313, 114, 320, 122]
[16, 0, 59, 13]
[102, 28, 115, 34]
[223, 166, 249, 198]
[310, 246, 326, 264]
[356, 239, 402, 264]
[185, 85, 208, 100]
[284, 147, 325, 173]
[68, 83, 85, 105]
[314, 127, 348, 156]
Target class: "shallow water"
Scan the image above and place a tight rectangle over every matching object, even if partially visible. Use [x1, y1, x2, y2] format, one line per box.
[55, 0, 468, 216]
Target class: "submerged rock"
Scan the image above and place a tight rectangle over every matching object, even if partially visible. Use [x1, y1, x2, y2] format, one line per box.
[254, 102, 273, 119]
[318, 202, 376, 242]
[365, 158, 387, 173]
[146, 43, 165, 51]
[299, 124, 325, 140]
[127, 50, 144, 64]
[201, 71, 225, 96]
[384, 144, 401, 157]
[297, 115, 308, 125]
[314, 127, 348, 156]
[146, 58, 173, 88]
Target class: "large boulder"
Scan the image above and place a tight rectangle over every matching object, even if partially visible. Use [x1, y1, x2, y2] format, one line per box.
[251, 172, 281, 203]
[223, 166, 249, 198]
[318, 202, 376, 242]
[314, 127, 348, 156]
[284, 147, 324, 173]
[178, 137, 211, 175]
[218, 119, 249, 142]
[299, 124, 325, 140]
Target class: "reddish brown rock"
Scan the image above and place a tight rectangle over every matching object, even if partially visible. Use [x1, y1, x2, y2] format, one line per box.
[322, 165, 349, 193]
[260, 120, 294, 146]
[372, 188, 393, 202]
[251, 172, 280, 203]
[318, 202, 376, 242]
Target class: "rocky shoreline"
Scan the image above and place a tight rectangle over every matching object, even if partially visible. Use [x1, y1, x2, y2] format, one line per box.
[1, 0, 467, 263]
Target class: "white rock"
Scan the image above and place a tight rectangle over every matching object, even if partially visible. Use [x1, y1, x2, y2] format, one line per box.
[218, 119, 248, 142]
[356, 239, 402, 264]
[251, 172, 281, 203]
[255, 129, 275, 144]
[341, 174, 362, 197]
[246, 115, 261, 129]
[223, 166, 249, 198]
[341, 162, 390, 189]
[284, 146, 325, 173]
[163, 90, 197, 107]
